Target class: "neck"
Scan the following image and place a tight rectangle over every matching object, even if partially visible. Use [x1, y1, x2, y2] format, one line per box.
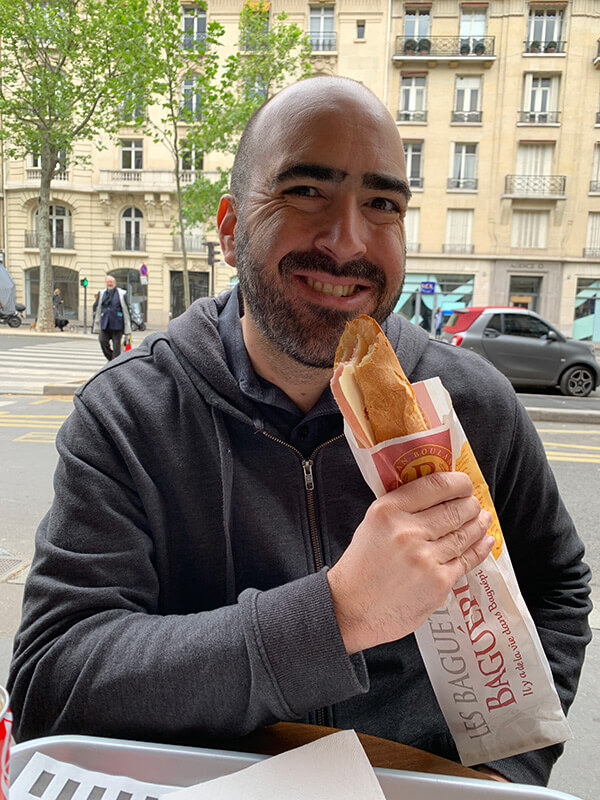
[240, 314, 332, 414]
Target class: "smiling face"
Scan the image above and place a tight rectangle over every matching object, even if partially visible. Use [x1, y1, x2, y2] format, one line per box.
[220, 79, 410, 369]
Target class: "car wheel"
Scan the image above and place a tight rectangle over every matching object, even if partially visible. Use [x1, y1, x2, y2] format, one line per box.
[559, 366, 595, 397]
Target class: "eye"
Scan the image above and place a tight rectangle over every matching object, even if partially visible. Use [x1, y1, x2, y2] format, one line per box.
[282, 185, 320, 198]
[368, 196, 401, 213]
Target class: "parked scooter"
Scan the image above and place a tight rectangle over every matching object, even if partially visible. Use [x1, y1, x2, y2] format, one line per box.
[0, 302, 25, 327]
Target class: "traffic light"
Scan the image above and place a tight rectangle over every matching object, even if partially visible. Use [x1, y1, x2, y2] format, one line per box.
[207, 242, 220, 266]
[80, 277, 88, 287]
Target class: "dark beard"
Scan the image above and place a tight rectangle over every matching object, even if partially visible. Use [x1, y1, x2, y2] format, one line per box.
[235, 233, 404, 369]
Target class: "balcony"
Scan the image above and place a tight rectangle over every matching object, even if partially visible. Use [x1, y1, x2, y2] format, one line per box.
[442, 244, 474, 254]
[590, 181, 600, 193]
[583, 248, 600, 258]
[406, 243, 421, 253]
[393, 36, 495, 65]
[407, 177, 424, 190]
[447, 177, 478, 191]
[99, 169, 177, 191]
[172, 235, 205, 253]
[24, 230, 74, 249]
[522, 40, 566, 55]
[517, 110, 560, 125]
[113, 234, 146, 252]
[182, 33, 207, 50]
[451, 111, 482, 124]
[397, 110, 427, 123]
[504, 175, 566, 197]
[26, 168, 69, 182]
[309, 34, 337, 52]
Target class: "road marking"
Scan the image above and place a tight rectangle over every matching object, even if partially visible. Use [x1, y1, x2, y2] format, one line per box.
[0, 400, 16, 407]
[545, 454, 600, 463]
[536, 428, 600, 435]
[14, 431, 58, 443]
[542, 442, 600, 451]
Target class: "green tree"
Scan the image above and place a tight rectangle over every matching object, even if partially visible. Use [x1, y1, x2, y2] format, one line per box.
[144, 0, 228, 310]
[181, 1, 312, 246]
[0, 0, 153, 331]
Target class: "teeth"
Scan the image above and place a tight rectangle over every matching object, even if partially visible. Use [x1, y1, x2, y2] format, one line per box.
[306, 277, 358, 297]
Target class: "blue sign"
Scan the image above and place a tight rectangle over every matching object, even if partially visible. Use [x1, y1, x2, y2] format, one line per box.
[420, 281, 435, 294]
[140, 263, 148, 276]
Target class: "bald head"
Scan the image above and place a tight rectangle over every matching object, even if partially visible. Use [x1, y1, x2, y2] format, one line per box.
[230, 77, 401, 211]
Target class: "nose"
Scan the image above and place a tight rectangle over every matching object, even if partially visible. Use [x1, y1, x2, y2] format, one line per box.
[313, 195, 368, 264]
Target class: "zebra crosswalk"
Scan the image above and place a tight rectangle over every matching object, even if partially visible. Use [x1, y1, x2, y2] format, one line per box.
[0, 339, 107, 395]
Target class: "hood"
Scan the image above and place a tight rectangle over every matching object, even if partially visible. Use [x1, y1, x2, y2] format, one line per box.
[167, 289, 432, 414]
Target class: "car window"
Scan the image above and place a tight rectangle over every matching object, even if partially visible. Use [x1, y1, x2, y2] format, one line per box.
[486, 314, 503, 332]
[502, 313, 551, 338]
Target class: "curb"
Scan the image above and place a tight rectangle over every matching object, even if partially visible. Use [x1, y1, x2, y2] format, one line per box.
[523, 407, 600, 425]
[43, 383, 84, 396]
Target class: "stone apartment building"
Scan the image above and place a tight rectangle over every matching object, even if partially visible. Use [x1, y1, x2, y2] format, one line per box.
[1, 0, 599, 338]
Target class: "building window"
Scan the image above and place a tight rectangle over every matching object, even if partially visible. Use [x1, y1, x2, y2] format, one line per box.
[573, 276, 600, 341]
[30, 149, 68, 174]
[309, 5, 335, 51]
[403, 8, 430, 40]
[241, 0, 270, 50]
[452, 77, 482, 123]
[511, 210, 549, 249]
[118, 207, 144, 251]
[526, 7, 563, 51]
[32, 205, 73, 249]
[119, 91, 145, 123]
[180, 142, 203, 180]
[584, 213, 600, 256]
[459, 8, 487, 52]
[181, 75, 202, 119]
[356, 19, 365, 39]
[448, 143, 478, 190]
[120, 139, 143, 170]
[405, 208, 420, 252]
[520, 74, 560, 124]
[403, 141, 423, 188]
[444, 209, 474, 253]
[182, 6, 207, 49]
[398, 76, 427, 122]
[591, 144, 600, 192]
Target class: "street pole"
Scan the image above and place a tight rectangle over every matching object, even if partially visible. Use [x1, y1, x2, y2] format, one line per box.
[83, 284, 87, 334]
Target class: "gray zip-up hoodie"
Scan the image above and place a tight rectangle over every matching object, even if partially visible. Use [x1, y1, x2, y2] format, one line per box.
[8, 293, 591, 785]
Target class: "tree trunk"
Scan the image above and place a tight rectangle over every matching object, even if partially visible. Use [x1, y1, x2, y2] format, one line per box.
[174, 161, 191, 310]
[36, 143, 58, 332]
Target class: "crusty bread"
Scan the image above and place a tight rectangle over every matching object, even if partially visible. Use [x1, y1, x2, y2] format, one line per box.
[333, 315, 428, 443]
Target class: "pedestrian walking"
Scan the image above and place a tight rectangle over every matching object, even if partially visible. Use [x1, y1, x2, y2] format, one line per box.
[434, 306, 444, 339]
[92, 276, 132, 360]
[52, 288, 68, 331]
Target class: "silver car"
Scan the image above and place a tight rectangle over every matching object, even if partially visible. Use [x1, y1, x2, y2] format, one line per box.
[441, 306, 600, 397]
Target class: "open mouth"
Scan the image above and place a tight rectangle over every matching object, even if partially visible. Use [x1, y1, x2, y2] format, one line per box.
[303, 276, 365, 298]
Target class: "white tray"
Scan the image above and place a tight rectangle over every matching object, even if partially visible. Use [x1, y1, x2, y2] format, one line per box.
[10, 734, 584, 800]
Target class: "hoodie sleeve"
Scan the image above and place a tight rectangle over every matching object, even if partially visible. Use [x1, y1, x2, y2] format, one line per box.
[7, 373, 368, 744]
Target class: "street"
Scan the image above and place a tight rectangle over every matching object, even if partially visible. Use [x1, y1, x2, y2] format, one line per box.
[0, 337, 599, 798]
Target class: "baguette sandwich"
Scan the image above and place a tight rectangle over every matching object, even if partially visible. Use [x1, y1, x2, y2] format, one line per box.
[331, 315, 428, 447]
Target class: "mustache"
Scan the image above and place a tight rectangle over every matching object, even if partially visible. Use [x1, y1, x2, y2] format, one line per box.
[279, 251, 386, 291]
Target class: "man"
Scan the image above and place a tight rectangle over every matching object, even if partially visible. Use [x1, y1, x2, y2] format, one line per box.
[9, 78, 590, 786]
[92, 275, 132, 359]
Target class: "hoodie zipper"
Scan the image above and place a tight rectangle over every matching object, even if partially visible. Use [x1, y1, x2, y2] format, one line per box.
[262, 430, 345, 726]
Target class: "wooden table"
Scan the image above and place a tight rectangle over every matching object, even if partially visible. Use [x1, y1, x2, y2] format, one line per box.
[220, 722, 492, 780]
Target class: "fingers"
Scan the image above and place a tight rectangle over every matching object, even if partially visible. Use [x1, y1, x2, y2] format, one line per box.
[435, 509, 493, 565]
[385, 471, 474, 515]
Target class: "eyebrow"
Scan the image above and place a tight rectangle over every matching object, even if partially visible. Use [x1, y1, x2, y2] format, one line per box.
[271, 162, 412, 201]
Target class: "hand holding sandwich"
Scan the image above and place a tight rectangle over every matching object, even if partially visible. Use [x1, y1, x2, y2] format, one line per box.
[327, 471, 493, 654]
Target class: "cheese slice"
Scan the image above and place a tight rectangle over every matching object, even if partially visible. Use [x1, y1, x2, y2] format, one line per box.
[331, 363, 376, 448]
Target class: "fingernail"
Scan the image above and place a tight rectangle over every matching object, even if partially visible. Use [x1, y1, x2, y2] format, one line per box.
[481, 510, 492, 528]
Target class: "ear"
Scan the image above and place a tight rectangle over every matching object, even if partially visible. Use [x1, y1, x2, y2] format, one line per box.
[217, 195, 238, 268]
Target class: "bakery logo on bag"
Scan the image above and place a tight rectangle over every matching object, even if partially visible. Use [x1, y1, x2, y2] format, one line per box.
[392, 443, 452, 485]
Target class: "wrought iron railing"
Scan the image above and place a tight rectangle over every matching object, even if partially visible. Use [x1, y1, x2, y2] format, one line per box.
[442, 244, 474, 254]
[113, 234, 146, 252]
[451, 110, 482, 123]
[590, 180, 600, 193]
[518, 110, 560, 124]
[523, 40, 566, 54]
[25, 230, 74, 249]
[505, 175, 566, 195]
[395, 35, 495, 58]
[447, 177, 478, 190]
[172, 235, 205, 252]
[310, 34, 337, 52]
[407, 177, 424, 189]
[182, 33, 207, 49]
[397, 110, 427, 123]
[406, 243, 421, 253]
